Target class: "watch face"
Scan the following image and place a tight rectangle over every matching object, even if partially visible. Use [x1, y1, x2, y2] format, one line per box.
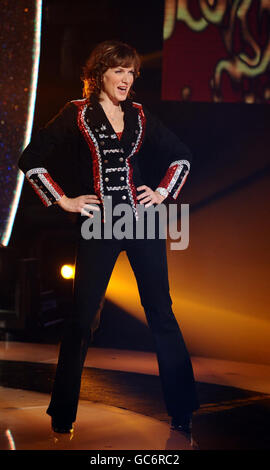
[157, 188, 168, 197]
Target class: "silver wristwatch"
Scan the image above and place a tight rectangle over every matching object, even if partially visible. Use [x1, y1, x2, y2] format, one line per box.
[155, 187, 169, 198]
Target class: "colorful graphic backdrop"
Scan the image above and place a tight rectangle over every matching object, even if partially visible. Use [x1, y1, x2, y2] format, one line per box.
[162, 0, 270, 103]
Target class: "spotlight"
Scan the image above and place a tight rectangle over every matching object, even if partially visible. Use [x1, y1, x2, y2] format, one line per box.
[61, 264, 75, 279]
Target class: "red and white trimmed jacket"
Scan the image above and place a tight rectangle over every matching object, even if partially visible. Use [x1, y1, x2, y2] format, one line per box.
[18, 95, 192, 221]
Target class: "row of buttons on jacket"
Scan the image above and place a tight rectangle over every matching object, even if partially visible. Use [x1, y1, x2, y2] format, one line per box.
[104, 157, 124, 163]
[104, 176, 125, 182]
[94, 123, 133, 202]
[103, 151, 128, 200]
[103, 147, 127, 199]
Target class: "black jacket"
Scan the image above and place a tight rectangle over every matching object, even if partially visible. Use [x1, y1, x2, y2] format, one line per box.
[18, 95, 192, 221]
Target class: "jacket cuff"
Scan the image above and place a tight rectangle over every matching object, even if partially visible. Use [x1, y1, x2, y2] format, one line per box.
[156, 160, 190, 200]
[25, 167, 65, 207]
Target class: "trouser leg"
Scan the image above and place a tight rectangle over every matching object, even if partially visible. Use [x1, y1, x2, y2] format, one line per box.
[125, 237, 200, 419]
[46, 238, 121, 423]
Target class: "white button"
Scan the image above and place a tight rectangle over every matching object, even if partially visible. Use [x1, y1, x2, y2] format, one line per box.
[119, 157, 124, 162]
[105, 177, 109, 182]
[120, 176, 124, 181]
[122, 195, 127, 200]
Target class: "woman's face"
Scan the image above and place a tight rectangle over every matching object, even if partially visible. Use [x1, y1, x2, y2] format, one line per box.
[101, 65, 135, 103]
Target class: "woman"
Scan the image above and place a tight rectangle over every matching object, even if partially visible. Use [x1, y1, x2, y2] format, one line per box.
[18, 40, 200, 435]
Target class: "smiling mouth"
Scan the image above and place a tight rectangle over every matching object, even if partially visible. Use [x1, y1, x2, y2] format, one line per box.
[118, 86, 128, 93]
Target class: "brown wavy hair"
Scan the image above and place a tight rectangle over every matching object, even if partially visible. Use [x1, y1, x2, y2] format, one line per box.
[81, 40, 141, 100]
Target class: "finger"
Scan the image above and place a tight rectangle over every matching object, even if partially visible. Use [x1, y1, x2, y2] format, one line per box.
[137, 191, 151, 200]
[137, 185, 148, 191]
[139, 196, 152, 204]
[145, 201, 154, 208]
[140, 196, 151, 204]
[83, 204, 100, 211]
[80, 207, 93, 218]
[83, 196, 101, 203]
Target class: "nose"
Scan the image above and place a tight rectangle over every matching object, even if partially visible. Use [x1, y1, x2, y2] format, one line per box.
[122, 72, 133, 84]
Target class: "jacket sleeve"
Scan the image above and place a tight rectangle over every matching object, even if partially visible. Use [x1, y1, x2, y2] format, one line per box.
[143, 107, 192, 200]
[17, 101, 75, 207]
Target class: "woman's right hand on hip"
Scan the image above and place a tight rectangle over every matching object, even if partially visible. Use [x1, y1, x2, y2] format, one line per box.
[56, 194, 101, 218]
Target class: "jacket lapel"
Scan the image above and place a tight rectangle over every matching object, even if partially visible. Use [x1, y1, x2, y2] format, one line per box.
[120, 99, 141, 155]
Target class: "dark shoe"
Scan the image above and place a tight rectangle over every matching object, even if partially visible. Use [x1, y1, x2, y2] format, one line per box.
[171, 413, 199, 449]
[171, 413, 192, 434]
[51, 418, 73, 434]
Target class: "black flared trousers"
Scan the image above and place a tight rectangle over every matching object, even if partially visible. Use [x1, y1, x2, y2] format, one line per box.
[46, 228, 200, 423]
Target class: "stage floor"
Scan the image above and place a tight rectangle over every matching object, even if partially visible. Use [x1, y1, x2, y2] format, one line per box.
[1, 341, 270, 393]
[0, 386, 198, 451]
[0, 342, 270, 450]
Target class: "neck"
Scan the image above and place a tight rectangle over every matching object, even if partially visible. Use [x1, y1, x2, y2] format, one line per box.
[99, 92, 121, 113]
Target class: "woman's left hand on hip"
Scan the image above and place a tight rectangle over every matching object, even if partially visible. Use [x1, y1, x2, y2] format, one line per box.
[137, 185, 166, 207]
